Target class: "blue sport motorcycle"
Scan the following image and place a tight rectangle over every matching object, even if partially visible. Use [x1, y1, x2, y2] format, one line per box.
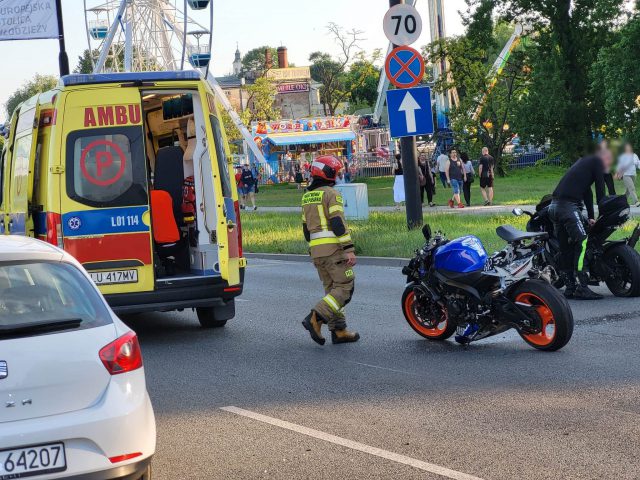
[401, 225, 574, 351]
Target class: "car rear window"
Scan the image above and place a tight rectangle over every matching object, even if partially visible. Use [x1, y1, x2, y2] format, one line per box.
[0, 261, 112, 332]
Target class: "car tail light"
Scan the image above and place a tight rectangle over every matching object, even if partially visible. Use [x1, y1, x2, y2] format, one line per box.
[99, 332, 143, 375]
[234, 200, 243, 257]
[45, 212, 63, 248]
[109, 452, 142, 464]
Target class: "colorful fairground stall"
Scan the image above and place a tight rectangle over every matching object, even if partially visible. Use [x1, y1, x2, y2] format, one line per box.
[249, 116, 357, 183]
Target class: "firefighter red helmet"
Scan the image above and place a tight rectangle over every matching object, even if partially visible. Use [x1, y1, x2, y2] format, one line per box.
[310, 155, 343, 182]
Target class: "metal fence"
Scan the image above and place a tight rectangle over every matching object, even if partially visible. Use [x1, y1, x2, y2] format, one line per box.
[350, 153, 393, 179]
[506, 151, 561, 169]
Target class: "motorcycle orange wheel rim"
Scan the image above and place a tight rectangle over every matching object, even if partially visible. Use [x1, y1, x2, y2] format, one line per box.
[404, 291, 448, 337]
[516, 292, 556, 346]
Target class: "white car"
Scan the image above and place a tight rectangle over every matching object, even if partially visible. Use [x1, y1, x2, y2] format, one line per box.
[0, 236, 155, 479]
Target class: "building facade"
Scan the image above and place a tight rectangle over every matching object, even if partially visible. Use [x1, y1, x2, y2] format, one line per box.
[216, 46, 324, 119]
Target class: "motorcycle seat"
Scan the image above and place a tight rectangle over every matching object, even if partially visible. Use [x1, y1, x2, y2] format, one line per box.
[496, 225, 549, 242]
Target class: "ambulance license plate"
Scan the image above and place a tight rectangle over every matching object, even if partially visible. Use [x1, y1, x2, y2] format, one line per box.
[0, 442, 66, 479]
[90, 269, 138, 285]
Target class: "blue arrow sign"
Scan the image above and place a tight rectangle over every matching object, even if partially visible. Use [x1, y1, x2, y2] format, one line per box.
[386, 87, 433, 138]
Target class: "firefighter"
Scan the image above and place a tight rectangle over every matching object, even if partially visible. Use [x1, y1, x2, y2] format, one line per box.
[301, 156, 359, 345]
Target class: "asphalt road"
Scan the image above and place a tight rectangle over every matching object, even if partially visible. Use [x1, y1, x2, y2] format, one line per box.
[125, 259, 640, 480]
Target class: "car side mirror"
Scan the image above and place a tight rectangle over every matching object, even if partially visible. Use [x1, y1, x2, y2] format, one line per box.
[422, 224, 432, 241]
[512, 208, 523, 216]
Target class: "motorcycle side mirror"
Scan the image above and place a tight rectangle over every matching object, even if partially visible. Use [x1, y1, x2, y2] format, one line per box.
[512, 208, 524, 216]
[422, 224, 432, 241]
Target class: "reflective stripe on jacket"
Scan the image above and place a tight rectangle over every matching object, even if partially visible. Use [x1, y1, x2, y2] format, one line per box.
[302, 186, 354, 258]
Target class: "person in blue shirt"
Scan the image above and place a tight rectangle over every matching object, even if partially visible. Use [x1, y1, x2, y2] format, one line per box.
[241, 164, 257, 211]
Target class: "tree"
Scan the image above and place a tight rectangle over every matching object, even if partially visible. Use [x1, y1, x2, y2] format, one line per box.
[241, 46, 278, 74]
[75, 49, 96, 74]
[496, 0, 626, 161]
[592, 14, 640, 148]
[243, 77, 280, 123]
[219, 108, 243, 154]
[425, 2, 528, 174]
[5, 74, 58, 118]
[344, 50, 382, 112]
[309, 23, 365, 115]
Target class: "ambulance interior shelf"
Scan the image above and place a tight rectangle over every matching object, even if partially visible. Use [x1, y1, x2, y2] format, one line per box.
[142, 90, 217, 280]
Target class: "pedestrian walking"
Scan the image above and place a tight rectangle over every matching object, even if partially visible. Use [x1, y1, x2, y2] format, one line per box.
[461, 152, 475, 207]
[418, 153, 435, 207]
[600, 140, 617, 195]
[235, 166, 246, 209]
[343, 159, 352, 183]
[446, 149, 467, 208]
[616, 142, 640, 206]
[437, 150, 449, 188]
[479, 147, 495, 206]
[393, 154, 405, 209]
[294, 163, 303, 189]
[301, 155, 359, 345]
[240, 164, 257, 210]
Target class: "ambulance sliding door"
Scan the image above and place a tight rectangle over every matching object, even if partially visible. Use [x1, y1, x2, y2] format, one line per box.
[7, 100, 40, 236]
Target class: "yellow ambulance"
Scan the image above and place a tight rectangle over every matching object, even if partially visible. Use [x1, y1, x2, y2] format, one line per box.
[0, 71, 245, 327]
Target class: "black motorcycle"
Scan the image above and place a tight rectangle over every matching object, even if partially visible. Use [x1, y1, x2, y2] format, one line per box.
[401, 225, 574, 351]
[513, 195, 640, 297]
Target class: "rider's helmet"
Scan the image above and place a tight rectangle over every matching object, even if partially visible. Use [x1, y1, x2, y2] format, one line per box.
[310, 155, 343, 182]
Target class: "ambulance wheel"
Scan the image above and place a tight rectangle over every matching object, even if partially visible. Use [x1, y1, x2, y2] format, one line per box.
[196, 308, 227, 328]
[196, 300, 235, 328]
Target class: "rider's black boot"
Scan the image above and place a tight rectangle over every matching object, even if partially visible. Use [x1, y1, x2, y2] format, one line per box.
[573, 272, 603, 300]
[561, 271, 576, 299]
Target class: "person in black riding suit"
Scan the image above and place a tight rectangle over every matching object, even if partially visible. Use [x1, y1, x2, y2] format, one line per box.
[549, 146, 614, 300]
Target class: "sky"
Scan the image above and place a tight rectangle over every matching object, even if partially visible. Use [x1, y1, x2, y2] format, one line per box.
[0, 0, 466, 119]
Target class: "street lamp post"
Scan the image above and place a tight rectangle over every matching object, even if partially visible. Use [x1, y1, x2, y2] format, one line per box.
[55, 0, 70, 76]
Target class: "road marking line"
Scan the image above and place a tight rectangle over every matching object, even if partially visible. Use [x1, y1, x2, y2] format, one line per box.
[220, 406, 484, 480]
[349, 361, 417, 376]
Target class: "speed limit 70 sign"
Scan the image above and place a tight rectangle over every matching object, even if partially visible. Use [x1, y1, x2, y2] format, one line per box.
[383, 4, 422, 46]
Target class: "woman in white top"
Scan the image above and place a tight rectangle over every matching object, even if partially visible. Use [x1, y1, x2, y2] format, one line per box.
[393, 154, 405, 209]
[616, 142, 640, 206]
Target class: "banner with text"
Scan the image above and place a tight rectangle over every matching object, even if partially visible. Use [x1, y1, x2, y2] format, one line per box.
[0, 0, 58, 41]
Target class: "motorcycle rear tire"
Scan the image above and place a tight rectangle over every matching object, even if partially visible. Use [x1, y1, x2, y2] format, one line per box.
[511, 280, 574, 351]
[603, 244, 640, 297]
[401, 286, 455, 340]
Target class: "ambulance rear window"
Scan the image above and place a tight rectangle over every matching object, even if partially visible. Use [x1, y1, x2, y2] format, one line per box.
[66, 126, 147, 208]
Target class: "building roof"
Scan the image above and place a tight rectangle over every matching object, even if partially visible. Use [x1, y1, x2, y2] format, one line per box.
[265, 129, 356, 146]
[215, 74, 244, 88]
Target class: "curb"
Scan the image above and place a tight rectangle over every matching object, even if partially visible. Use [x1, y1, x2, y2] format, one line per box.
[245, 252, 409, 268]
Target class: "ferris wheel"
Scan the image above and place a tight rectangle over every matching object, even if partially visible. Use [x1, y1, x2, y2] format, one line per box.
[82, 0, 266, 163]
[83, 0, 213, 74]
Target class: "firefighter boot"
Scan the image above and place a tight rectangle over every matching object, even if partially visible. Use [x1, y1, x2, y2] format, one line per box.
[331, 328, 360, 344]
[302, 311, 325, 345]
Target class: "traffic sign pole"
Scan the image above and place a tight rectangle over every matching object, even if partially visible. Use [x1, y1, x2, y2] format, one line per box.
[390, 0, 422, 230]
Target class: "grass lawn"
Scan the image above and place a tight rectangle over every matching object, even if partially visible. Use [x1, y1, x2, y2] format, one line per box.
[254, 166, 571, 208]
[242, 211, 639, 258]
